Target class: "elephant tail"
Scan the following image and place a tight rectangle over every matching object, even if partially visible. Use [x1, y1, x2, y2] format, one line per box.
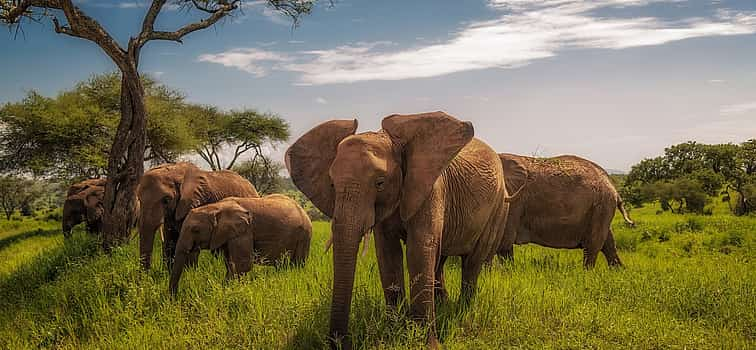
[617, 197, 635, 227]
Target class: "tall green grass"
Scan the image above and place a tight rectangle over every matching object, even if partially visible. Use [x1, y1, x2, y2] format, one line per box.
[0, 206, 754, 349]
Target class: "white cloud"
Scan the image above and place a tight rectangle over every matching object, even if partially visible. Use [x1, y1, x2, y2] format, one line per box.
[314, 97, 328, 104]
[720, 101, 756, 115]
[198, 0, 756, 84]
[707, 79, 726, 83]
[197, 48, 291, 77]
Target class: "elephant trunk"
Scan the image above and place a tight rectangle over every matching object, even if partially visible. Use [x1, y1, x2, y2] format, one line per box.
[328, 188, 373, 349]
[139, 208, 162, 270]
[169, 235, 193, 295]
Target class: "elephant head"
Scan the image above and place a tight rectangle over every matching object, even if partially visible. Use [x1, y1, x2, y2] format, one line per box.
[83, 186, 105, 234]
[286, 111, 473, 344]
[169, 200, 251, 294]
[137, 162, 199, 270]
[62, 195, 86, 238]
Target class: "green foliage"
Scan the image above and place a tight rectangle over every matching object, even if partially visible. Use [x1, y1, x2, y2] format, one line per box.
[0, 205, 755, 349]
[233, 159, 285, 195]
[0, 176, 48, 220]
[626, 140, 756, 215]
[0, 73, 198, 179]
[192, 107, 290, 171]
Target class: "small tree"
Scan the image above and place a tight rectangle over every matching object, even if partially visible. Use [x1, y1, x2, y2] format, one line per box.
[1, 0, 315, 250]
[234, 158, 284, 194]
[193, 108, 289, 171]
[0, 175, 44, 220]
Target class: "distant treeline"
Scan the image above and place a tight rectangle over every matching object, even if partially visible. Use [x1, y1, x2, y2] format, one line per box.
[620, 140, 756, 215]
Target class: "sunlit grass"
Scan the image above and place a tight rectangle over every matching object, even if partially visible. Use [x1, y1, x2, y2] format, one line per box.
[0, 206, 754, 349]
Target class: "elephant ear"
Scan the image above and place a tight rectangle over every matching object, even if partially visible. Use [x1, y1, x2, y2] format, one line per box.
[382, 111, 474, 221]
[175, 168, 208, 221]
[210, 202, 251, 251]
[286, 119, 358, 218]
[500, 154, 528, 198]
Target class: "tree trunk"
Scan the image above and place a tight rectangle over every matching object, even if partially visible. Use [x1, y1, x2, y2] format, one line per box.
[101, 62, 147, 252]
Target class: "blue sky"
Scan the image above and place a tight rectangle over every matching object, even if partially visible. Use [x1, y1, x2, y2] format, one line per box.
[2, 0, 756, 171]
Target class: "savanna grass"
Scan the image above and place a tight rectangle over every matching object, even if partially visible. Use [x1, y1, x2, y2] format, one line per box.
[0, 205, 754, 349]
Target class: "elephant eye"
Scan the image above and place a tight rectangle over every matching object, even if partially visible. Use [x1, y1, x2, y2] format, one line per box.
[162, 196, 171, 204]
[375, 177, 386, 191]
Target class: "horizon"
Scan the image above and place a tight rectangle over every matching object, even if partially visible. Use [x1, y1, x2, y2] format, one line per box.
[2, 0, 756, 172]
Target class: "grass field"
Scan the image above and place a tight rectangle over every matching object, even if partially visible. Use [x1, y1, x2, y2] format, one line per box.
[0, 204, 754, 349]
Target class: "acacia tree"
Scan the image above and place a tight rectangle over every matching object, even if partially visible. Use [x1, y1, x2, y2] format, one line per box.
[190, 107, 289, 171]
[1, 0, 314, 250]
[0, 73, 197, 180]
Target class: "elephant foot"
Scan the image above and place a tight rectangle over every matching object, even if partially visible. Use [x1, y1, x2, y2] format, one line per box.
[329, 334, 351, 350]
[427, 333, 441, 349]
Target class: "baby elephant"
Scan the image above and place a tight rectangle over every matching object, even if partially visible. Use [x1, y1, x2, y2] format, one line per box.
[169, 194, 312, 294]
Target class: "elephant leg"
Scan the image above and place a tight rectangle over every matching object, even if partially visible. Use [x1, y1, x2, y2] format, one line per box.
[460, 255, 483, 304]
[498, 245, 514, 261]
[601, 229, 623, 267]
[406, 232, 440, 348]
[162, 221, 181, 270]
[292, 236, 310, 267]
[374, 224, 406, 310]
[434, 255, 448, 303]
[583, 206, 613, 269]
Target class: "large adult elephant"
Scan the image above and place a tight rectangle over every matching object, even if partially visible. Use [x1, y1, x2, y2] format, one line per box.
[137, 162, 259, 270]
[497, 153, 634, 268]
[62, 179, 106, 238]
[286, 112, 511, 349]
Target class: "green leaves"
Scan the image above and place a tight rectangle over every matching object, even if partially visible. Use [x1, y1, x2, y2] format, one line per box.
[625, 140, 756, 215]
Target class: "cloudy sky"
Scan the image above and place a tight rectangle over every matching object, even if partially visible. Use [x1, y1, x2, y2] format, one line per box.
[2, 0, 755, 171]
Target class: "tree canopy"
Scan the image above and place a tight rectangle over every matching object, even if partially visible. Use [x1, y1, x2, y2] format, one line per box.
[0, 72, 291, 191]
[191, 107, 290, 171]
[625, 140, 756, 215]
[0, 73, 197, 179]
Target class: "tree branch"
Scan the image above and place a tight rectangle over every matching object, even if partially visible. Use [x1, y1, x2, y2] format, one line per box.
[139, 0, 239, 45]
[140, 0, 167, 36]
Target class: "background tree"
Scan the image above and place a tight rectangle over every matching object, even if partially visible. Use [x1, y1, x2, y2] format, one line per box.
[1, 0, 315, 250]
[192, 108, 289, 171]
[0, 176, 45, 220]
[233, 158, 284, 195]
[625, 139, 756, 215]
[0, 73, 197, 180]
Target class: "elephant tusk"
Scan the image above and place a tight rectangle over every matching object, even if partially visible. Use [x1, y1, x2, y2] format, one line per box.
[323, 231, 371, 258]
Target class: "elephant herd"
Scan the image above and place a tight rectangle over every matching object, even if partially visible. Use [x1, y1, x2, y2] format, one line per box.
[61, 111, 632, 349]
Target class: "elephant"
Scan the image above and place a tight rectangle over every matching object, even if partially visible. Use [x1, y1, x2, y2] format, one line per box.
[62, 179, 106, 238]
[497, 153, 635, 268]
[286, 111, 511, 349]
[137, 162, 259, 270]
[169, 194, 312, 294]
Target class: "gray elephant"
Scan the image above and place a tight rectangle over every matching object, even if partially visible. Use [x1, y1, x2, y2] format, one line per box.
[137, 162, 259, 270]
[62, 179, 106, 238]
[169, 195, 312, 294]
[498, 153, 634, 268]
[286, 112, 512, 349]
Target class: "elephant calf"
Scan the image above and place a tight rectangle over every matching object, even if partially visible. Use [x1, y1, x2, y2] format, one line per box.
[498, 153, 634, 268]
[62, 179, 106, 238]
[169, 194, 312, 294]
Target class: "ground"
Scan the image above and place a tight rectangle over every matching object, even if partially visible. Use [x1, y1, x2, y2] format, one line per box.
[0, 204, 754, 349]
